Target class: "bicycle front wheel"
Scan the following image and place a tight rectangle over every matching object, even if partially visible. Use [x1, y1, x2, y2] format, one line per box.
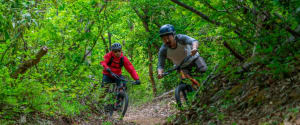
[115, 91, 129, 118]
[175, 84, 193, 108]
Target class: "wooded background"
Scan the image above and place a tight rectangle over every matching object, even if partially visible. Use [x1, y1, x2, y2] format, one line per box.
[0, 0, 299, 124]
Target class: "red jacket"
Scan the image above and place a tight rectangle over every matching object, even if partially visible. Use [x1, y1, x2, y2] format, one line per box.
[100, 52, 139, 80]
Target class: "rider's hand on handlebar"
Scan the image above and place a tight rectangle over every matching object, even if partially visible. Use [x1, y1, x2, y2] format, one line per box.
[107, 68, 118, 78]
[157, 73, 164, 79]
[106, 68, 112, 74]
[157, 69, 164, 79]
[191, 48, 197, 56]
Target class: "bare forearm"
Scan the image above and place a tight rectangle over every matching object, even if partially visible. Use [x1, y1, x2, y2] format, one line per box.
[192, 41, 199, 49]
[158, 68, 164, 74]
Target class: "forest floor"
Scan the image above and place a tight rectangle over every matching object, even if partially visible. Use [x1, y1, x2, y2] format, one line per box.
[121, 73, 300, 125]
[75, 72, 300, 125]
[123, 90, 176, 125]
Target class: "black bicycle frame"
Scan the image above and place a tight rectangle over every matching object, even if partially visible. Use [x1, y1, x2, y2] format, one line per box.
[162, 55, 201, 87]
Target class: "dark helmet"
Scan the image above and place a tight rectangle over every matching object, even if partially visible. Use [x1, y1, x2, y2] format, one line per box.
[159, 24, 175, 37]
[111, 43, 122, 51]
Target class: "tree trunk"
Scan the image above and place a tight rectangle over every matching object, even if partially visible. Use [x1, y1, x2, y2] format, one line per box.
[170, 0, 220, 26]
[170, 0, 254, 45]
[11, 46, 48, 79]
[223, 41, 245, 62]
[148, 45, 157, 96]
[108, 32, 112, 50]
[133, 7, 157, 96]
[101, 34, 109, 53]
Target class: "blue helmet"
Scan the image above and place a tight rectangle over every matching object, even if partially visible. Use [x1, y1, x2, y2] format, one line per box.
[111, 43, 122, 51]
[159, 24, 175, 37]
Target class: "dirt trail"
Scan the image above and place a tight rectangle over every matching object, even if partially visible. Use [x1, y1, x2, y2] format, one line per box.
[123, 91, 177, 125]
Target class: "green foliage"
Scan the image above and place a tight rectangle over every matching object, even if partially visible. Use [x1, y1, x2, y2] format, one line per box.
[0, 0, 299, 123]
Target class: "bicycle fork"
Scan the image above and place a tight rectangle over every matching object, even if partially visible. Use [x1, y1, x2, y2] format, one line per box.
[180, 71, 200, 89]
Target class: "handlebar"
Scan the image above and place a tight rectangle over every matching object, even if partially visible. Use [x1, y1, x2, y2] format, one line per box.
[110, 73, 139, 85]
[162, 55, 193, 77]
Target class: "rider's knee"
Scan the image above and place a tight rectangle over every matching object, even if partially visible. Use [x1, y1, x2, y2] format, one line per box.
[195, 57, 207, 73]
[198, 65, 207, 73]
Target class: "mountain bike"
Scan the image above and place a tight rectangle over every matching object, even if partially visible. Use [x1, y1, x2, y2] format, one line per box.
[162, 55, 201, 108]
[104, 74, 138, 118]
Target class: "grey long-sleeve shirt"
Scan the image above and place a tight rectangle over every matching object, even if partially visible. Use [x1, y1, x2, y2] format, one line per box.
[157, 34, 199, 70]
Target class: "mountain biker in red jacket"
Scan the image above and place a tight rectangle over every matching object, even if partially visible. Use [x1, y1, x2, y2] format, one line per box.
[100, 43, 140, 86]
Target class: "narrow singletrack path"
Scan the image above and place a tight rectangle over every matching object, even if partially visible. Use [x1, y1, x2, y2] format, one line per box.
[123, 90, 177, 125]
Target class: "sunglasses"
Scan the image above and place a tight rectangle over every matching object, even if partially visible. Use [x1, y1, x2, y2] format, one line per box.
[112, 50, 121, 53]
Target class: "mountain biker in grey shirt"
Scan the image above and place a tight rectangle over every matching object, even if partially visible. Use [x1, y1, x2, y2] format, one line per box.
[157, 24, 207, 79]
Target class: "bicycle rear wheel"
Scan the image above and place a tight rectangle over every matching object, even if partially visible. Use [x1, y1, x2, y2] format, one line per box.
[175, 84, 193, 108]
